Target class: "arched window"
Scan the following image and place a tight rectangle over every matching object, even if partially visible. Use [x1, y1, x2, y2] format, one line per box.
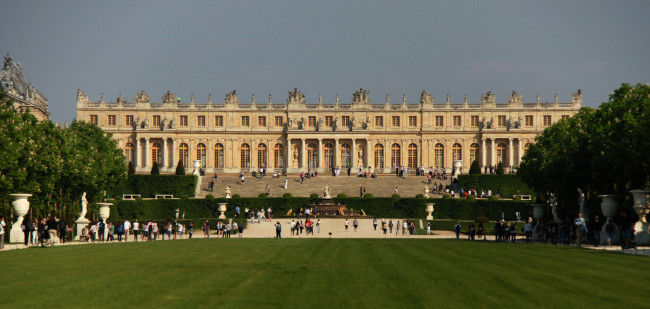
[197, 143, 206, 168]
[340, 143, 351, 168]
[324, 143, 334, 169]
[274, 143, 284, 169]
[240, 143, 250, 168]
[214, 143, 224, 170]
[469, 143, 480, 164]
[524, 143, 531, 156]
[152, 142, 162, 165]
[257, 143, 267, 168]
[497, 143, 507, 164]
[391, 143, 401, 168]
[452, 143, 462, 161]
[374, 144, 384, 169]
[408, 143, 418, 169]
[434, 143, 444, 168]
[179, 143, 189, 168]
[125, 142, 134, 164]
[307, 143, 318, 169]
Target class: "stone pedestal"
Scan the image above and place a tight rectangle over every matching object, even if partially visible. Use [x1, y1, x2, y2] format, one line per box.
[9, 193, 31, 243]
[74, 219, 90, 240]
[425, 203, 434, 220]
[631, 190, 649, 245]
[531, 204, 545, 241]
[218, 203, 227, 219]
[599, 195, 619, 245]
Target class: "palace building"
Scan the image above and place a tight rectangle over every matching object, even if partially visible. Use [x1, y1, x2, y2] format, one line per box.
[76, 88, 582, 174]
[1, 53, 50, 121]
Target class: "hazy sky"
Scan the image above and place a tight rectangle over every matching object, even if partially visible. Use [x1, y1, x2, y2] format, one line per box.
[2, 1, 649, 124]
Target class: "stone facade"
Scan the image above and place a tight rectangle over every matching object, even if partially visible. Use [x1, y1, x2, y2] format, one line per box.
[76, 89, 582, 174]
[0, 53, 49, 120]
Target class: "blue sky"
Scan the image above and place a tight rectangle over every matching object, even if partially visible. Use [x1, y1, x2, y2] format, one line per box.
[1, 1, 648, 124]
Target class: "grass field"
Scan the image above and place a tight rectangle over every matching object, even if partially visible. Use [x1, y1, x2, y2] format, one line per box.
[1, 239, 648, 308]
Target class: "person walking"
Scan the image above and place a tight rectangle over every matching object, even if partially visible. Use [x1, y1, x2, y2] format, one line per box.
[133, 219, 139, 241]
[124, 219, 131, 241]
[454, 221, 462, 239]
[58, 218, 68, 244]
[345, 219, 349, 231]
[22, 214, 33, 246]
[426, 221, 431, 235]
[316, 219, 321, 233]
[396, 220, 401, 235]
[0, 216, 5, 250]
[373, 218, 378, 231]
[284, 178, 288, 189]
[574, 213, 587, 247]
[275, 221, 282, 238]
[353, 218, 359, 232]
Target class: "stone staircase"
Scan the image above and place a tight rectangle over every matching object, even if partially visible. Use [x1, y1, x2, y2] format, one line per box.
[197, 174, 451, 198]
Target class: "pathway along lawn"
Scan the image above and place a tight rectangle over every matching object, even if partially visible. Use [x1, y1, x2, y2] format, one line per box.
[0, 239, 647, 308]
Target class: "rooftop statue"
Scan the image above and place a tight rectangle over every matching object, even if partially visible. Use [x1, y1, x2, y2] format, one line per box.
[136, 90, 150, 103]
[420, 90, 434, 104]
[508, 91, 522, 104]
[76, 89, 88, 103]
[352, 88, 370, 104]
[571, 89, 583, 105]
[286, 88, 305, 104]
[481, 91, 496, 104]
[225, 90, 238, 104]
[162, 90, 176, 103]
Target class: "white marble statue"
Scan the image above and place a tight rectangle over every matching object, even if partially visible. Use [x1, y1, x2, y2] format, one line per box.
[324, 185, 331, 199]
[225, 186, 232, 199]
[550, 193, 560, 222]
[424, 186, 430, 198]
[578, 188, 587, 221]
[78, 192, 88, 220]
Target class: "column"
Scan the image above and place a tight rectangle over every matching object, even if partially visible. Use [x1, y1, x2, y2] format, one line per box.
[318, 138, 323, 170]
[490, 138, 496, 167]
[481, 138, 486, 171]
[351, 139, 356, 168]
[518, 139, 523, 166]
[286, 139, 292, 168]
[233, 140, 238, 170]
[334, 138, 340, 167]
[136, 138, 141, 168]
[301, 138, 306, 169]
[508, 138, 514, 168]
[162, 138, 168, 169]
[144, 138, 150, 170]
[365, 140, 370, 169]
[171, 139, 176, 168]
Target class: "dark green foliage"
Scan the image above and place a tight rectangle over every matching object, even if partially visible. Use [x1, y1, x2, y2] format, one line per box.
[111, 175, 197, 198]
[469, 160, 481, 174]
[363, 193, 374, 198]
[151, 162, 160, 175]
[175, 160, 185, 175]
[391, 194, 400, 199]
[415, 194, 424, 199]
[309, 193, 319, 199]
[337, 193, 347, 198]
[282, 193, 292, 198]
[458, 174, 534, 197]
[258, 193, 267, 198]
[127, 161, 135, 175]
[205, 194, 215, 199]
[232, 194, 241, 199]
[496, 162, 505, 175]
[489, 195, 499, 201]
[474, 216, 489, 223]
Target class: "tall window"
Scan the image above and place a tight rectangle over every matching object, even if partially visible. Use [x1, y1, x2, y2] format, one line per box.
[543, 115, 552, 126]
[391, 143, 401, 167]
[125, 115, 134, 126]
[496, 143, 507, 164]
[525, 115, 533, 126]
[408, 116, 417, 127]
[308, 116, 316, 127]
[392, 116, 400, 127]
[215, 115, 223, 127]
[407, 143, 418, 169]
[340, 143, 351, 168]
[240, 144, 250, 168]
[435, 116, 444, 127]
[452, 143, 462, 161]
[241, 116, 250, 127]
[498, 115, 506, 127]
[107, 115, 116, 126]
[179, 143, 189, 168]
[90, 115, 98, 124]
[196, 143, 206, 168]
[197, 116, 205, 127]
[561, 115, 570, 121]
[471, 115, 479, 127]
[125, 142, 134, 163]
[257, 143, 267, 168]
[524, 143, 531, 156]
[274, 143, 284, 168]
[325, 116, 333, 127]
[153, 115, 161, 127]
[180, 116, 188, 127]
[374, 144, 384, 169]
[307, 143, 318, 169]
[453, 116, 461, 127]
[214, 143, 224, 170]
[258, 116, 266, 127]
[375, 116, 383, 127]
[342, 116, 350, 127]
[434, 143, 444, 168]
[470, 143, 480, 164]
[324, 143, 334, 169]
[274, 116, 283, 127]
[152, 142, 162, 165]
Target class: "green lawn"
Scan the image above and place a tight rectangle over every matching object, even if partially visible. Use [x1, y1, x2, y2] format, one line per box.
[1, 239, 648, 308]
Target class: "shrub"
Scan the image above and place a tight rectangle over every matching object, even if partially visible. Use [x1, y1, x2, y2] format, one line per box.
[175, 160, 185, 175]
[457, 174, 534, 197]
[151, 162, 160, 175]
[111, 175, 197, 198]
[337, 193, 348, 198]
[258, 193, 268, 198]
[232, 194, 241, 199]
[309, 193, 319, 199]
[469, 160, 481, 174]
[513, 196, 521, 202]
[442, 194, 451, 199]
[467, 195, 476, 201]
[489, 195, 499, 201]
[282, 193, 292, 198]
[363, 193, 374, 198]
[474, 216, 489, 223]
[391, 194, 401, 199]
[496, 162, 505, 175]
[205, 194, 215, 199]
[127, 161, 135, 175]
[415, 194, 424, 199]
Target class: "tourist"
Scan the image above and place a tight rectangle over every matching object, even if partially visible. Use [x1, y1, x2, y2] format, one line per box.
[316, 219, 321, 233]
[22, 214, 33, 246]
[240, 173, 245, 186]
[389, 220, 393, 234]
[396, 220, 401, 235]
[132, 219, 139, 241]
[188, 221, 194, 238]
[468, 223, 476, 240]
[360, 186, 364, 197]
[345, 219, 349, 231]
[107, 222, 115, 242]
[58, 217, 67, 244]
[299, 221, 304, 235]
[152, 222, 159, 240]
[402, 221, 407, 235]
[265, 184, 270, 197]
[353, 218, 358, 232]
[116, 223, 124, 241]
[394, 187, 398, 195]
[454, 222, 461, 239]
[80, 226, 90, 242]
[258, 209, 263, 224]
[290, 220, 296, 235]
[381, 219, 387, 235]
[238, 221, 244, 238]
[604, 219, 615, 246]
[0, 216, 5, 250]
[305, 207, 310, 220]
[589, 215, 601, 246]
[300, 171, 305, 183]
[275, 221, 282, 238]
[268, 207, 273, 220]
[97, 220, 106, 242]
[284, 178, 288, 189]
[510, 222, 517, 242]
[574, 213, 587, 247]
[250, 209, 255, 224]
[426, 221, 431, 235]
[524, 221, 532, 243]
[373, 218, 378, 231]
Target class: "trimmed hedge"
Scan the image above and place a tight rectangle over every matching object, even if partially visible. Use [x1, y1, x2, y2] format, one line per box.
[457, 174, 534, 197]
[113, 197, 531, 222]
[111, 175, 198, 198]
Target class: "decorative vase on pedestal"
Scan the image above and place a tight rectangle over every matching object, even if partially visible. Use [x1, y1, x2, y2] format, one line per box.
[192, 160, 201, 175]
[630, 190, 649, 245]
[9, 193, 32, 243]
[599, 195, 619, 245]
[97, 203, 112, 223]
[425, 203, 435, 220]
[193, 160, 202, 197]
[453, 160, 462, 179]
[531, 204, 545, 241]
[218, 203, 227, 219]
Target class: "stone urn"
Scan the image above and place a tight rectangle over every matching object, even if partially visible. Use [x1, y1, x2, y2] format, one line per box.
[97, 202, 112, 223]
[453, 160, 462, 178]
[425, 203, 435, 220]
[630, 190, 650, 244]
[9, 193, 32, 243]
[192, 159, 201, 175]
[531, 204, 546, 241]
[599, 195, 619, 245]
[218, 203, 227, 219]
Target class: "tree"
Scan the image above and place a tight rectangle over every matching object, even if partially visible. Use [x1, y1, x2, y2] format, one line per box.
[151, 162, 160, 175]
[175, 160, 185, 175]
[469, 160, 481, 174]
[496, 162, 504, 175]
[127, 161, 135, 175]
